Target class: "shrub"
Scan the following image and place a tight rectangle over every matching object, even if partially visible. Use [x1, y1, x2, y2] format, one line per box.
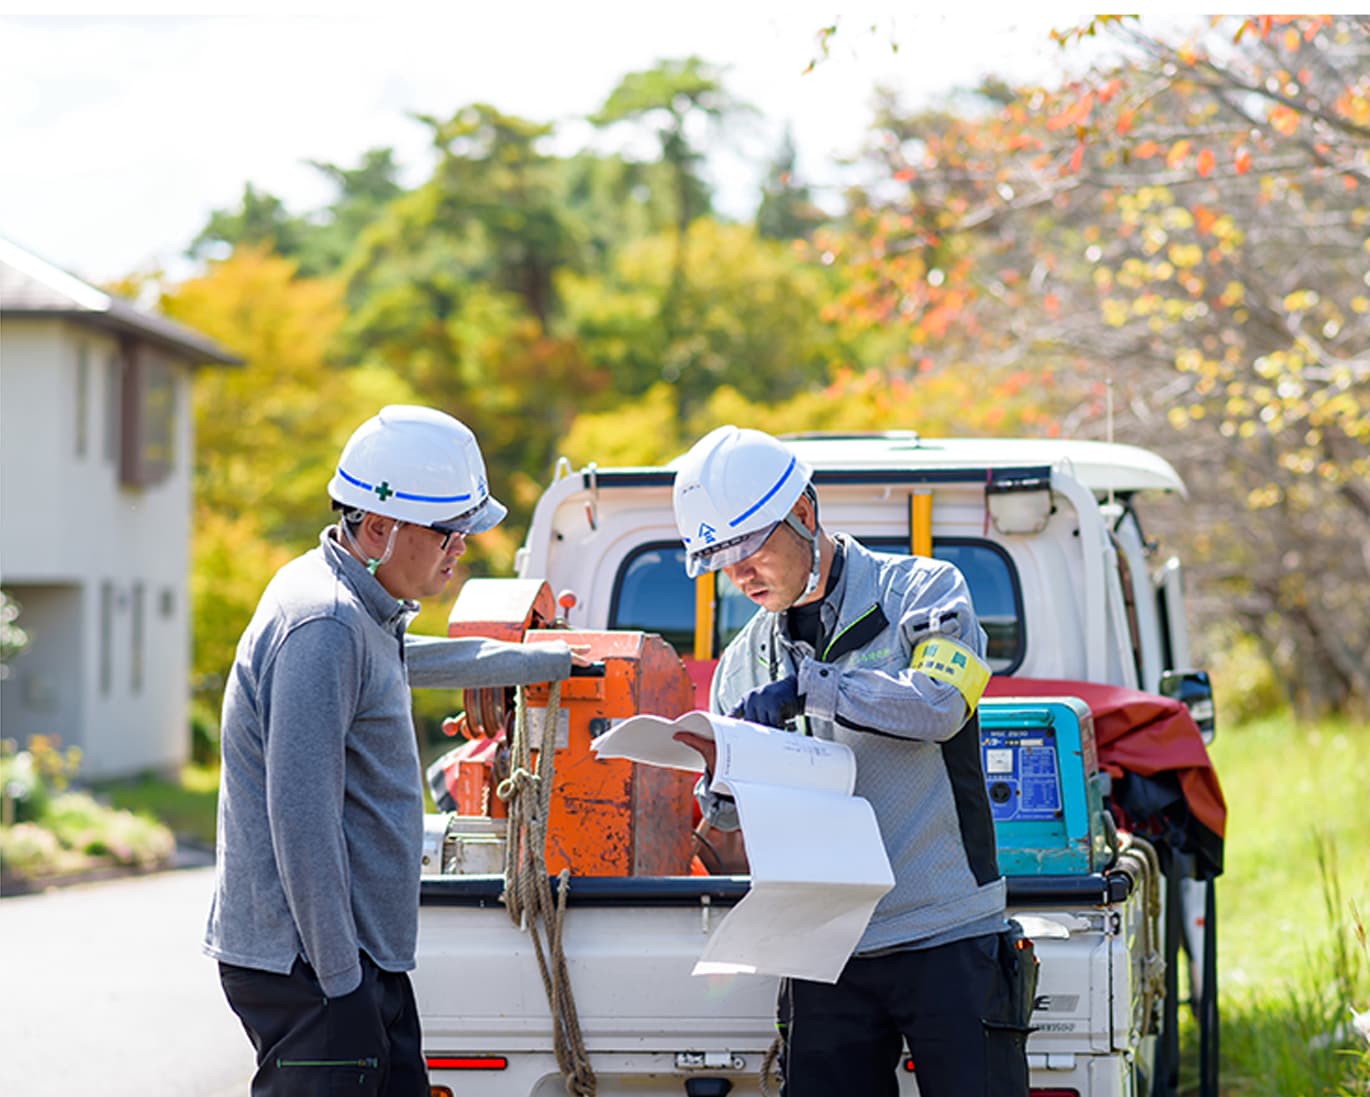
[1, 735, 83, 825]
[0, 822, 64, 875]
[190, 702, 221, 766]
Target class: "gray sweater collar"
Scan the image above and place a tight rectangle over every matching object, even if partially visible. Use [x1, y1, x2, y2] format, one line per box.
[317, 526, 419, 632]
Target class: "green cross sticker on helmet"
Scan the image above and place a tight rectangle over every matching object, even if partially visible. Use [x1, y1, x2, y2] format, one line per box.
[672, 425, 814, 579]
[328, 405, 508, 533]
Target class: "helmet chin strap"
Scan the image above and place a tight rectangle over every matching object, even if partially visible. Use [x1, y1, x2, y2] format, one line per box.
[341, 518, 405, 575]
[783, 512, 822, 600]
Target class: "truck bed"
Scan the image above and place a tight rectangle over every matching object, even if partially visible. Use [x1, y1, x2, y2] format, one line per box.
[416, 865, 1153, 1096]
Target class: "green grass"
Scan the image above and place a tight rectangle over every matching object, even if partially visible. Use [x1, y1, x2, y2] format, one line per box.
[1180, 711, 1370, 1095]
[98, 763, 221, 848]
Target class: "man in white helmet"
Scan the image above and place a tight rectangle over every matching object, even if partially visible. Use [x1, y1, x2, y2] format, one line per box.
[204, 405, 584, 1096]
[671, 425, 1030, 1097]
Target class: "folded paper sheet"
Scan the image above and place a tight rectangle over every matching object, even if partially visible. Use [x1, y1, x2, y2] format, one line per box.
[591, 711, 894, 982]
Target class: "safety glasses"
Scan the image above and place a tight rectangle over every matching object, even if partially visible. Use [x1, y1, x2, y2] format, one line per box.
[425, 523, 466, 552]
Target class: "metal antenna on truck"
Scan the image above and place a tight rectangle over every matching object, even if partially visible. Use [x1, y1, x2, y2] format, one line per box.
[1106, 374, 1116, 511]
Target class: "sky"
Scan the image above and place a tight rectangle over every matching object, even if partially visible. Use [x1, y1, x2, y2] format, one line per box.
[0, 4, 1125, 286]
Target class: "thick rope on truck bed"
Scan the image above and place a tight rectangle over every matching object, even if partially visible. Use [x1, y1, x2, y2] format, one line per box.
[497, 680, 597, 1096]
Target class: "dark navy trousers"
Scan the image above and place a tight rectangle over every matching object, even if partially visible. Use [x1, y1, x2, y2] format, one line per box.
[219, 953, 427, 1097]
[779, 930, 1032, 1097]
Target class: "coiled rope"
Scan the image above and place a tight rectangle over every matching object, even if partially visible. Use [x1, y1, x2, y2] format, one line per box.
[497, 680, 596, 1095]
[759, 1033, 785, 1096]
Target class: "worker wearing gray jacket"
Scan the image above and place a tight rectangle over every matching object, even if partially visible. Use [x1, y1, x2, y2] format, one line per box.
[204, 406, 582, 1097]
[671, 426, 1030, 1097]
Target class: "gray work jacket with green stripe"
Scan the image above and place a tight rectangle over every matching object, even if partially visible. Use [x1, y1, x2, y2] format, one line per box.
[705, 533, 1006, 955]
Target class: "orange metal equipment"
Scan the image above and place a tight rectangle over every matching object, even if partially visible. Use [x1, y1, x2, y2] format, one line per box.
[442, 578, 698, 877]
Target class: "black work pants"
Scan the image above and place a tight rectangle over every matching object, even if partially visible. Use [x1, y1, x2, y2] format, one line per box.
[778, 930, 1031, 1097]
[219, 954, 428, 1097]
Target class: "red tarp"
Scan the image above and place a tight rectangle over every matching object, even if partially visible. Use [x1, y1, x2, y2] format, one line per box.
[984, 677, 1227, 847]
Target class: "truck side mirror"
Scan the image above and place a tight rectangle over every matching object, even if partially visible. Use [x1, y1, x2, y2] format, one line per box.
[1159, 669, 1216, 745]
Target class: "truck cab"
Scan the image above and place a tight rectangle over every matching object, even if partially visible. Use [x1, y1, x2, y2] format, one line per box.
[519, 433, 1196, 699]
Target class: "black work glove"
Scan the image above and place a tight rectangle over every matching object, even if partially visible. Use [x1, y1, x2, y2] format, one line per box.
[729, 677, 804, 728]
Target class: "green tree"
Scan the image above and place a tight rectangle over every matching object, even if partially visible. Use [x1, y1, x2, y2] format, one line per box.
[187, 183, 309, 265]
[560, 219, 845, 416]
[296, 146, 406, 276]
[756, 127, 830, 241]
[592, 58, 754, 333]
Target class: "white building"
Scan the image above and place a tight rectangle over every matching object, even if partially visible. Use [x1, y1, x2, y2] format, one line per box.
[0, 238, 238, 780]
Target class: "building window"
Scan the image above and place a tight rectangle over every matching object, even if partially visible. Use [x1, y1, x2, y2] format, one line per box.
[131, 582, 145, 693]
[75, 344, 90, 457]
[104, 353, 123, 464]
[159, 587, 175, 618]
[99, 581, 114, 696]
[118, 349, 178, 487]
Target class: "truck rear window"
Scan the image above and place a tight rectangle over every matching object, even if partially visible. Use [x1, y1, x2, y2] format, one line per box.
[609, 538, 1024, 673]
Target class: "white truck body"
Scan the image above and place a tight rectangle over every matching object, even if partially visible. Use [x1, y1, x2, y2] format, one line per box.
[415, 434, 1213, 1097]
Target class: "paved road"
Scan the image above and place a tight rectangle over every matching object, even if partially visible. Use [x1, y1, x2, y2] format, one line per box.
[0, 864, 253, 1097]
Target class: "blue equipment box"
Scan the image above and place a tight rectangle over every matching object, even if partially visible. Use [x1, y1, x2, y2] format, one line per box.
[979, 696, 1112, 876]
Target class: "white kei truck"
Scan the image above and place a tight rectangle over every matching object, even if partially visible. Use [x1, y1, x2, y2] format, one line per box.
[412, 433, 1224, 1097]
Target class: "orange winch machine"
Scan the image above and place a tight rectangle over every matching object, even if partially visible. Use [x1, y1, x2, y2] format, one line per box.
[431, 577, 698, 876]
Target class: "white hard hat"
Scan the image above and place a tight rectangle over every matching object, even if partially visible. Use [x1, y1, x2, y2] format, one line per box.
[328, 405, 507, 533]
[672, 425, 813, 579]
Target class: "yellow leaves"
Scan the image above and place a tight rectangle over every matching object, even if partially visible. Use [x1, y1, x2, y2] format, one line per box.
[1101, 298, 1129, 327]
[1282, 289, 1320, 311]
[1168, 242, 1203, 269]
[1246, 484, 1283, 509]
[1269, 104, 1301, 136]
[1162, 206, 1195, 231]
[1167, 406, 1189, 430]
[1333, 87, 1370, 128]
[1351, 296, 1370, 314]
[1166, 140, 1192, 171]
[1219, 282, 1246, 308]
[1175, 347, 1204, 372]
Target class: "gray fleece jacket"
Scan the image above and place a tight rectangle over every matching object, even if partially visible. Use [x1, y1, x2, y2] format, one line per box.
[202, 526, 572, 997]
[705, 534, 1006, 954]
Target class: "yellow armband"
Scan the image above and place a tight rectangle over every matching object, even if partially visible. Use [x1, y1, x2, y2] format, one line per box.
[910, 636, 992, 712]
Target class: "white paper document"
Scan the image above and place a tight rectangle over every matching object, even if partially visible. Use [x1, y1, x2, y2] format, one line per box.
[591, 711, 895, 982]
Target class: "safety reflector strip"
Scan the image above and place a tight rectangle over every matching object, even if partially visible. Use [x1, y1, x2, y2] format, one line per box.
[426, 1055, 508, 1070]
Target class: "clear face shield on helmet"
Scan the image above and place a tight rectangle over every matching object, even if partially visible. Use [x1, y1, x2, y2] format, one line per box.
[432, 492, 507, 537]
[683, 522, 779, 578]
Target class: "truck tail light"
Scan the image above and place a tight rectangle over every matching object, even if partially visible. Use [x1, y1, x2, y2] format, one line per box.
[427, 1054, 508, 1070]
[431, 1088, 453, 1097]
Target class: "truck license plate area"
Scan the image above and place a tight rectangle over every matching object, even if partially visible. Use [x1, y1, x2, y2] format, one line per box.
[675, 1050, 745, 1071]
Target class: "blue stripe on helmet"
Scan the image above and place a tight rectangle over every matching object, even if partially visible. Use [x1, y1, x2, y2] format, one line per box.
[729, 456, 798, 527]
[395, 489, 474, 504]
[337, 467, 374, 491]
[337, 466, 472, 505]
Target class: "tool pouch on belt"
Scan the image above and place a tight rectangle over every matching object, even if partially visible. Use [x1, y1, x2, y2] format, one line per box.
[1001, 918, 1041, 1030]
